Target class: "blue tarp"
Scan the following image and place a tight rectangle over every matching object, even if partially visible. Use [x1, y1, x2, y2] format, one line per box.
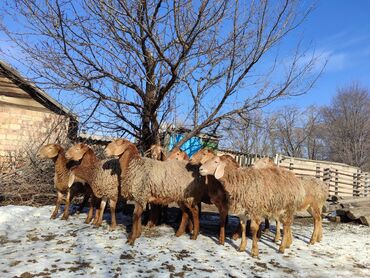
[168, 134, 203, 157]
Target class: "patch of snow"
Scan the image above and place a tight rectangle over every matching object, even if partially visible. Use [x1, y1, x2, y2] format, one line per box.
[0, 205, 369, 277]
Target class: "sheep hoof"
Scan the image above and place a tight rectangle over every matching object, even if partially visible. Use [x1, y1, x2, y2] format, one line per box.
[109, 226, 116, 232]
[50, 214, 57, 220]
[232, 233, 240, 240]
[175, 231, 184, 237]
[263, 228, 269, 233]
[219, 239, 225, 245]
[61, 214, 69, 220]
[251, 250, 259, 257]
[191, 235, 198, 240]
[146, 222, 155, 229]
[278, 247, 285, 254]
[238, 247, 246, 252]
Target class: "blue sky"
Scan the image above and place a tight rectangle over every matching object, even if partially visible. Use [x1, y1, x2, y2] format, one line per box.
[1, 0, 370, 115]
[270, 0, 370, 109]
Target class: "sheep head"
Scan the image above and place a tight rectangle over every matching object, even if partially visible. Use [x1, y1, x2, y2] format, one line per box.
[189, 148, 215, 165]
[148, 144, 167, 161]
[167, 147, 189, 161]
[65, 143, 90, 161]
[105, 138, 133, 157]
[38, 143, 63, 159]
[199, 156, 227, 179]
[253, 157, 276, 169]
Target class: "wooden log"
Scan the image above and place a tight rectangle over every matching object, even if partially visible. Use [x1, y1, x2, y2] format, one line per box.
[346, 207, 370, 220]
[359, 216, 370, 226]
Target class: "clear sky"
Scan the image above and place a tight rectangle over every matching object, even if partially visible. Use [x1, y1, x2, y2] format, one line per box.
[1, 0, 370, 113]
[270, 0, 370, 109]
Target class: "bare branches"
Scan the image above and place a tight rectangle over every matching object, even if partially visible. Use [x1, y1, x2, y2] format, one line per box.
[0, 0, 319, 150]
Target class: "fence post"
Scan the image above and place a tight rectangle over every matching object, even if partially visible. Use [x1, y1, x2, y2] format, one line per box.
[316, 165, 321, 180]
[323, 168, 331, 197]
[334, 169, 339, 196]
[357, 170, 363, 197]
[353, 172, 358, 197]
[364, 173, 369, 197]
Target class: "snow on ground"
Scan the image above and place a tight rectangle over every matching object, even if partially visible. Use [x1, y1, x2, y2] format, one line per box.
[0, 205, 369, 278]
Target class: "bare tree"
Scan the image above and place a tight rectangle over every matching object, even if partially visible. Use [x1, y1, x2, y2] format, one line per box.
[321, 84, 370, 169]
[221, 110, 277, 155]
[1, 0, 319, 151]
[273, 105, 323, 158]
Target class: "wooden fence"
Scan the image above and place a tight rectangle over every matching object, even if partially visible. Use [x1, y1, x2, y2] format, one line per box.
[218, 150, 369, 198]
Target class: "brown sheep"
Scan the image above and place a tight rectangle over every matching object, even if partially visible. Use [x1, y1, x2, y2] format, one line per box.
[105, 138, 205, 245]
[199, 156, 305, 257]
[65, 143, 122, 230]
[189, 148, 238, 245]
[38, 143, 91, 220]
[167, 147, 190, 161]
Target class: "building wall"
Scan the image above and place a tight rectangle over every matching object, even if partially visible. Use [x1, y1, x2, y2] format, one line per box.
[0, 75, 71, 168]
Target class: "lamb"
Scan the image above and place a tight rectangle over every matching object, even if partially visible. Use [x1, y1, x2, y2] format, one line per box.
[105, 138, 205, 245]
[199, 155, 305, 256]
[252, 157, 329, 244]
[38, 143, 91, 220]
[65, 143, 122, 230]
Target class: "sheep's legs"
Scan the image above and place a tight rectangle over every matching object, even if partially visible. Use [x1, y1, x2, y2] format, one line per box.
[175, 203, 189, 237]
[274, 220, 281, 242]
[77, 190, 90, 214]
[309, 206, 322, 244]
[264, 218, 270, 232]
[61, 190, 71, 220]
[279, 214, 293, 253]
[51, 191, 63, 219]
[127, 203, 143, 245]
[188, 205, 199, 240]
[109, 199, 117, 231]
[251, 219, 262, 257]
[232, 224, 242, 240]
[147, 205, 161, 228]
[238, 215, 248, 252]
[95, 197, 107, 227]
[85, 195, 96, 224]
[214, 201, 228, 245]
[317, 208, 323, 242]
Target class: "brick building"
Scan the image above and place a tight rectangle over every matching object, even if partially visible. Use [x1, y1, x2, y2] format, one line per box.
[0, 61, 77, 168]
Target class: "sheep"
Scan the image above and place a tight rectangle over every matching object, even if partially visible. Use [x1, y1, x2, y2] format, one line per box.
[252, 157, 329, 245]
[65, 143, 122, 230]
[167, 147, 189, 161]
[145, 144, 168, 227]
[145, 144, 167, 161]
[199, 155, 305, 256]
[38, 143, 91, 220]
[189, 148, 239, 245]
[105, 138, 205, 245]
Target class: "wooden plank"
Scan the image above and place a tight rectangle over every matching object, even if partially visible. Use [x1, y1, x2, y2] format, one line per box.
[0, 95, 45, 109]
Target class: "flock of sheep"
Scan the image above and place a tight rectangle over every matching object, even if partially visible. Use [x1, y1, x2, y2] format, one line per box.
[38, 139, 328, 257]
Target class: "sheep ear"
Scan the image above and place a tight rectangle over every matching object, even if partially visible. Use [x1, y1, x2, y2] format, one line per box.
[214, 162, 226, 179]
